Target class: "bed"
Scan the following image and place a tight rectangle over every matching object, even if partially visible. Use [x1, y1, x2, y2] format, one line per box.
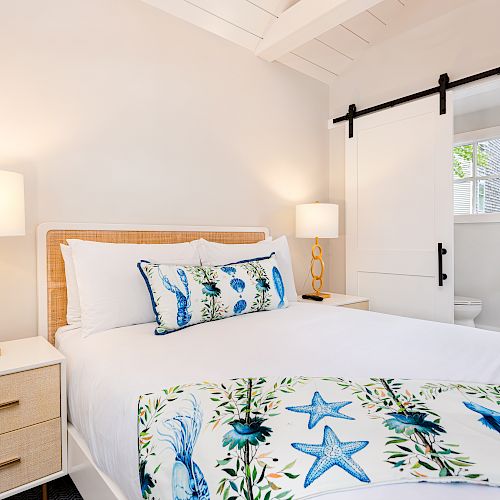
[37, 223, 500, 500]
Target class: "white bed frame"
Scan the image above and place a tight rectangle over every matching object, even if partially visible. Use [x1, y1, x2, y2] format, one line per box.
[67, 424, 127, 500]
[36, 222, 270, 500]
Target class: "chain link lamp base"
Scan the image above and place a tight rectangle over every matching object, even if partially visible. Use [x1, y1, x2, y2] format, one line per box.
[310, 237, 331, 298]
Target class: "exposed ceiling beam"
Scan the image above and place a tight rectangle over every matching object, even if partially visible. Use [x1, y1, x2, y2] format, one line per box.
[141, 0, 262, 51]
[256, 0, 385, 61]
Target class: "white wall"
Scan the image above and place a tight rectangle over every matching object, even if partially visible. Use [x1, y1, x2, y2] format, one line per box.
[328, 0, 500, 293]
[455, 105, 500, 134]
[455, 221, 500, 331]
[454, 106, 500, 331]
[0, 0, 329, 341]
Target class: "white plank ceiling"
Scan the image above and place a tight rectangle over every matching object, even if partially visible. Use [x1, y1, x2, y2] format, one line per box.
[139, 0, 464, 84]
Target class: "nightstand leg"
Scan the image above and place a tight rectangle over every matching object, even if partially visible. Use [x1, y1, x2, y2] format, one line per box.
[42, 483, 48, 500]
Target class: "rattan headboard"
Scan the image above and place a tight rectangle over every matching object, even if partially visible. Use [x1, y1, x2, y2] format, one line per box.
[37, 223, 269, 345]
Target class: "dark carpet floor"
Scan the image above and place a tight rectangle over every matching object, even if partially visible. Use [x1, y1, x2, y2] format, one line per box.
[9, 476, 82, 500]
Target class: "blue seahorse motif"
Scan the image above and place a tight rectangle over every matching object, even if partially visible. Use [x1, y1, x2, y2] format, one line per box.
[158, 397, 209, 500]
[159, 268, 192, 327]
[272, 266, 285, 308]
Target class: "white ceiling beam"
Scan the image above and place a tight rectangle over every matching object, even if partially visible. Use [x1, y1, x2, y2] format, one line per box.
[141, 0, 261, 51]
[278, 53, 336, 84]
[256, 0, 385, 61]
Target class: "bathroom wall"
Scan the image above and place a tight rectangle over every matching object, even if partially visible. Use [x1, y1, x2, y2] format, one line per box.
[455, 105, 500, 134]
[454, 105, 500, 331]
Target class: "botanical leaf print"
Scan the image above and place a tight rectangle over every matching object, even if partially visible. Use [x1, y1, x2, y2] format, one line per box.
[187, 266, 228, 322]
[333, 378, 484, 481]
[420, 382, 500, 407]
[242, 262, 272, 312]
[138, 377, 500, 500]
[199, 377, 307, 500]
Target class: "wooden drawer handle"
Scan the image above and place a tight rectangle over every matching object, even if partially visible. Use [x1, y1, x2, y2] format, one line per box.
[0, 457, 21, 470]
[0, 399, 19, 410]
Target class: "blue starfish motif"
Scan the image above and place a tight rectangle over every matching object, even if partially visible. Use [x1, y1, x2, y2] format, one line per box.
[286, 391, 354, 429]
[292, 426, 370, 487]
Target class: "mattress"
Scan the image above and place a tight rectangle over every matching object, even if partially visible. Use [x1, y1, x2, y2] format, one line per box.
[56, 302, 500, 500]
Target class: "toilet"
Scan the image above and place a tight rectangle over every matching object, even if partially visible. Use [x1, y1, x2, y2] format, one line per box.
[454, 296, 482, 327]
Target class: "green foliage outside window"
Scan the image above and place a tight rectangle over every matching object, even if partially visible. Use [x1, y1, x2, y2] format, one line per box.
[453, 144, 487, 178]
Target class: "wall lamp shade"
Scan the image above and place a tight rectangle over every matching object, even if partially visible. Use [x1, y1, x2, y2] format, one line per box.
[296, 203, 338, 239]
[0, 171, 25, 236]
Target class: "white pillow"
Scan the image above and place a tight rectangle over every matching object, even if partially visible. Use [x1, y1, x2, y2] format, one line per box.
[60, 244, 81, 325]
[67, 239, 201, 336]
[198, 236, 297, 301]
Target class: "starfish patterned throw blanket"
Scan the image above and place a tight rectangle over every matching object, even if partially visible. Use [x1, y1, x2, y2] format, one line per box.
[137, 377, 500, 499]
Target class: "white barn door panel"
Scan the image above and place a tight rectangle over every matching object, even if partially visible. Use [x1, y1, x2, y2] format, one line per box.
[346, 95, 454, 322]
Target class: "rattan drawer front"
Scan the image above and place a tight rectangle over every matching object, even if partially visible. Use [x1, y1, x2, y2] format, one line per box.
[0, 418, 61, 493]
[0, 365, 60, 434]
[342, 301, 369, 311]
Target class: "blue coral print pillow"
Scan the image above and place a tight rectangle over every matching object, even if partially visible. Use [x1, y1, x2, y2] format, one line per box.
[138, 253, 287, 334]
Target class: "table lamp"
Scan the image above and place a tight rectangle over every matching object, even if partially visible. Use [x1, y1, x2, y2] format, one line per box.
[0, 170, 25, 354]
[0, 170, 25, 237]
[296, 202, 338, 298]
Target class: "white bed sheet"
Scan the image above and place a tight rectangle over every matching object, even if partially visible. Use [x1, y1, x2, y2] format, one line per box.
[56, 302, 500, 500]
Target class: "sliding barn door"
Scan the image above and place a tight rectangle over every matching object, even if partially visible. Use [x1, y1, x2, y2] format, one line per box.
[346, 95, 454, 322]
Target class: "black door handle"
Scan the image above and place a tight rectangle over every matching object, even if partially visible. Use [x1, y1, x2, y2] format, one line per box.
[438, 242, 447, 286]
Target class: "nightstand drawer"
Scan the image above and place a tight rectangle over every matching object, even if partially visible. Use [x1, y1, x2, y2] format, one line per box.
[342, 301, 369, 311]
[0, 418, 61, 493]
[0, 365, 60, 434]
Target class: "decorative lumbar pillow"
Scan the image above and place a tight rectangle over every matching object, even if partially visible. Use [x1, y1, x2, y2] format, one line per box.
[138, 254, 288, 334]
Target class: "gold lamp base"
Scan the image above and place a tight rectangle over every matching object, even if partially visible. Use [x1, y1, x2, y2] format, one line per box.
[310, 237, 330, 298]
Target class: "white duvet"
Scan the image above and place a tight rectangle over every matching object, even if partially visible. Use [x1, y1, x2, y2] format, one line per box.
[57, 302, 500, 500]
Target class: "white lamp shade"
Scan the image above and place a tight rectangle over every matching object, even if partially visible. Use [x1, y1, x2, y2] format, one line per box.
[296, 203, 338, 239]
[0, 171, 25, 236]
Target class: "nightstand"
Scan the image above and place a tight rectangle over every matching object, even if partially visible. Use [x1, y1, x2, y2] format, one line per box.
[299, 293, 370, 311]
[0, 337, 66, 499]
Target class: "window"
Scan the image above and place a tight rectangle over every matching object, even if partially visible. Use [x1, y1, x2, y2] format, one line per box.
[453, 137, 500, 216]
